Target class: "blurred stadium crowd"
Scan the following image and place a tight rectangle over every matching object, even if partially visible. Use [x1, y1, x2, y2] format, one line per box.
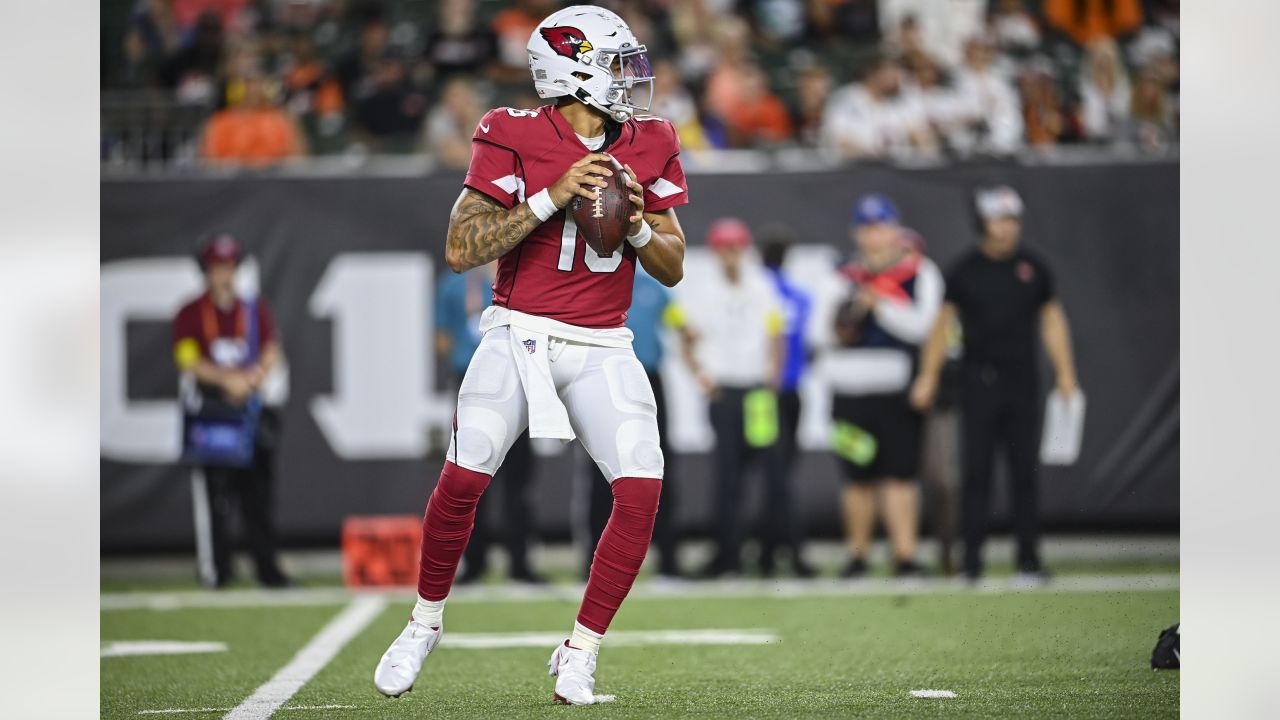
[101, 0, 1179, 168]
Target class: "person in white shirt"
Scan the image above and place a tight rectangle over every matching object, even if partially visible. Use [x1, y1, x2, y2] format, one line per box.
[878, 0, 987, 69]
[1078, 39, 1132, 143]
[821, 54, 937, 160]
[679, 218, 787, 577]
[951, 35, 1024, 155]
[903, 56, 963, 150]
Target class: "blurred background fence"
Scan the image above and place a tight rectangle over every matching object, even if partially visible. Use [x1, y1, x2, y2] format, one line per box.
[100, 158, 1177, 552]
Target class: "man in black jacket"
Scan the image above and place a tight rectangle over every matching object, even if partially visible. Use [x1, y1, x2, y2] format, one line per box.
[911, 186, 1081, 583]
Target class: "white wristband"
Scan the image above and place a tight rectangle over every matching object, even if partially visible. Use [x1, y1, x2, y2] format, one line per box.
[527, 188, 557, 223]
[627, 220, 654, 248]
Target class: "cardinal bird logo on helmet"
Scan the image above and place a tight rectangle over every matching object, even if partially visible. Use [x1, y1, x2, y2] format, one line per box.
[540, 26, 593, 61]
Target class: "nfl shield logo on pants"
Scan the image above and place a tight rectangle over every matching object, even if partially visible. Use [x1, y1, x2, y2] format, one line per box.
[522, 338, 537, 354]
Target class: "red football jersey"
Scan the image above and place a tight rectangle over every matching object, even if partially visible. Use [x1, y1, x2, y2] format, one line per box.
[462, 105, 689, 329]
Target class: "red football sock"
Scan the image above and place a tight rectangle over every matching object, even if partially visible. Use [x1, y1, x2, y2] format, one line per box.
[576, 476, 662, 635]
[417, 461, 492, 601]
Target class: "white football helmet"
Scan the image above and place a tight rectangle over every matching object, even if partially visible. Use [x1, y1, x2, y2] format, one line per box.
[527, 6, 654, 123]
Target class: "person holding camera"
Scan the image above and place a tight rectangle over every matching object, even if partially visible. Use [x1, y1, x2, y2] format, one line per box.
[828, 194, 943, 578]
[173, 233, 290, 589]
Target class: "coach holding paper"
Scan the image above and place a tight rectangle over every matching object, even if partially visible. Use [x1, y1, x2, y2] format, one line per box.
[910, 186, 1080, 583]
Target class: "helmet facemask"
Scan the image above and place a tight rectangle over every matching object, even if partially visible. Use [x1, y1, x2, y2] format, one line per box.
[592, 44, 654, 121]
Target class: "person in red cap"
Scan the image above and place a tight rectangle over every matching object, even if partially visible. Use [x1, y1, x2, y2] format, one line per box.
[172, 233, 290, 588]
[678, 218, 788, 577]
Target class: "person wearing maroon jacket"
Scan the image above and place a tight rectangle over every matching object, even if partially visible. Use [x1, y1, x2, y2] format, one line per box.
[373, 6, 689, 706]
[173, 233, 290, 589]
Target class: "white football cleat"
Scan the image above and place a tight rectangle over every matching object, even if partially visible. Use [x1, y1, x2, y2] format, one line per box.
[373, 618, 442, 697]
[548, 641, 616, 705]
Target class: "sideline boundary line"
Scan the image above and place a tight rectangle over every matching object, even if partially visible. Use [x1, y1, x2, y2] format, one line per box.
[102, 573, 1179, 612]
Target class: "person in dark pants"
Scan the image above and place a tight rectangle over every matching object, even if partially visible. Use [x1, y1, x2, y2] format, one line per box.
[759, 229, 816, 577]
[911, 186, 1081, 583]
[174, 233, 290, 589]
[679, 219, 788, 577]
[827, 196, 943, 578]
[579, 269, 680, 579]
[435, 262, 543, 584]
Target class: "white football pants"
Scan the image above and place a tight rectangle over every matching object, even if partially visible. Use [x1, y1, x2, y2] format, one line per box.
[446, 326, 663, 481]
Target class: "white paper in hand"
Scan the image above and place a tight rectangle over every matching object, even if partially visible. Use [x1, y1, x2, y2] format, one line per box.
[1040, 389, 1086, 465]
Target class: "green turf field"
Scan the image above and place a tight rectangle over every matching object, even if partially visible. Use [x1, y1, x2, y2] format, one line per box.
[101, 577, 1178, 719]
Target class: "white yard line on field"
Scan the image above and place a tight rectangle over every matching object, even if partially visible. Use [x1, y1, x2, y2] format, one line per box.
[910, 690, 958, 698]
[139, 705, 357, 716]
[221, 595, 386, 720]
[444, 628, 778, 649]
[102, 640, 227, 658]
[101, 573, 1179, 612]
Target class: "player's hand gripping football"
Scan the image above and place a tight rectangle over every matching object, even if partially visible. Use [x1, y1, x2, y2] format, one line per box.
[620, 162, 645, 235]
[548, 153, 615, 209]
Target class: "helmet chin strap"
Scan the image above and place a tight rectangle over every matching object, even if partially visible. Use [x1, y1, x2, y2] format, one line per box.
[573, 86, 633, 123]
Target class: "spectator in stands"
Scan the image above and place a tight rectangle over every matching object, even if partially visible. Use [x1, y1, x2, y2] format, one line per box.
[792, 64, 832, 147]
[435, 263, 545, 585]
[122, 0, 182, 87]
[679, 219, 786, 578]
[423, 0, 497, 83]
[1078, 39, 1132, 143]
[811, 0, 881, 44]
[904, 55, 962, 152]
[990, 0, 1042, 55]
[668, 0, 719, 83]
[616, 0, 661, 50]
[1043, 0, 1143, 47]
[219, 37, 265, 109]
[1129, 29, 1178, 96]
[651, 58, 709, 150]
[885, 14, 932, 70]
[821, 54, 937, 160]
[350, 50, 428, 152]
[703, 16, 756, 124]
[951, 35, 1024, 155]
[491, 0, 556, 83]
[335, 12, 389, 106]
[280, 31, 343, 123]
[1128, 66, 1176, 152]
[1019, 59, 1069, 148]
[742, 0, 807, 48]
[160, 10, 225, 105]
[422, 76, 484, 169]
[723, 64, 794, 147]
[201, 71, 305, 166]
[170, 0, 253, 32]
[878, 0, 985, 68]
[827, 194, 941, 578]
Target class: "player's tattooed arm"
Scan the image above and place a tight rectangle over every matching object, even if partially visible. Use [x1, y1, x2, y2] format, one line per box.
[619, 162, 684, 286]
[633, 208, 686, 287]
[445, 154, 614, 273]
[444, 190, 542, 272]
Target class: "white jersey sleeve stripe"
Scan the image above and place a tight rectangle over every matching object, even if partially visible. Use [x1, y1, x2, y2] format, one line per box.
[492, 174, 527, 202]
[648, 177, 683, 199]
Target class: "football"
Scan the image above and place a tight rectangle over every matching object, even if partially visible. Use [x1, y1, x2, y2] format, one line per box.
[570, 163, 632, 257]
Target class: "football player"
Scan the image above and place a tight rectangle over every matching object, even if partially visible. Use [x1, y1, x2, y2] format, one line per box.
[373, 5, 688, 706]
